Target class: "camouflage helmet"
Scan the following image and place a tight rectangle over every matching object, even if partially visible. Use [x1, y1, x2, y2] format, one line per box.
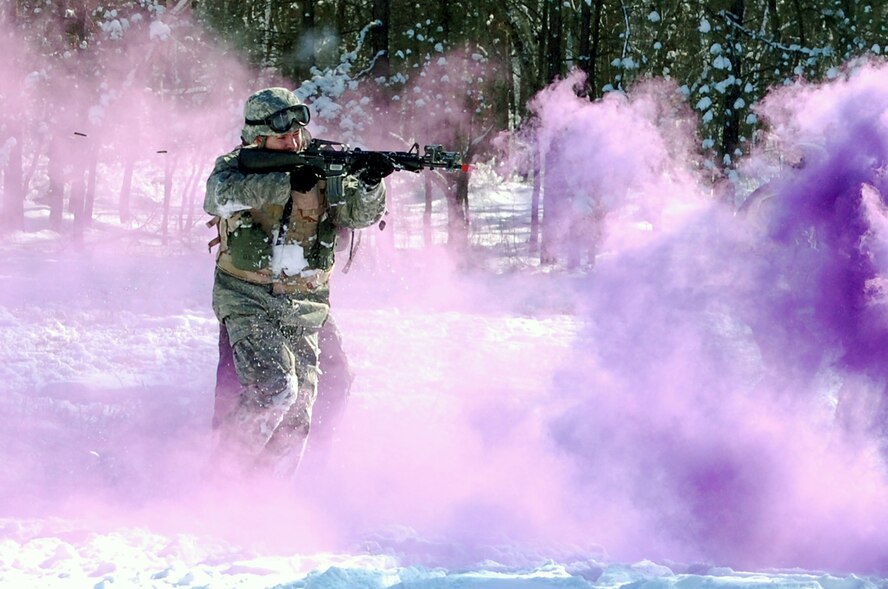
[241, 87, 310, 145]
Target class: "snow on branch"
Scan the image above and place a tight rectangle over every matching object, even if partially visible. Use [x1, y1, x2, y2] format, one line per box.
[355, 20, 382, 55]
[295, 20, 390, 143]
[620, 0, 631, 62]
[354, 51, 387, 80]
[717, 9, 834, 58]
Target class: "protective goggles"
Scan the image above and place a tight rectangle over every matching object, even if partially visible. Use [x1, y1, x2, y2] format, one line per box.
[245, 104, 310, 133]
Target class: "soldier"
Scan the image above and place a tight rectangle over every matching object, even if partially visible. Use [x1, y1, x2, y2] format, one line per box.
[205, 87, 392, 476]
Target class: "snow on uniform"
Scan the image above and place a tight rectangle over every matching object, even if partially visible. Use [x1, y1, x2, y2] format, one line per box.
[204, 144, 385, 475]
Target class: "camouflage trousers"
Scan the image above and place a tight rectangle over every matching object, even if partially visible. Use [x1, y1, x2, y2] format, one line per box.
[211, 269, 329, 476]
[214, 314, 354, 449]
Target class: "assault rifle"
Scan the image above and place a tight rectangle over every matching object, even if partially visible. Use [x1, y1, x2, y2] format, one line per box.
[238, 139, 466, 198]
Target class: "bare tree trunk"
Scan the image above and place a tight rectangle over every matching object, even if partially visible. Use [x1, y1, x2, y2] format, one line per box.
[446, 180, 468, 252]
[423, 174, 433, 247]
[589, 0, 604, 96]
[68, 127, 90, 240]
[119, 156, 134, 224]
[540, 143, 557, 265]
[262, 0, 275, 72]
[371, 0, 391, 79]
[335, 0, 348, 41]
[792, 0, 807, 48]
[303, 0, 315, 29]
[70, 133, 95, 229]
[545, 0, 563, 83]
[84, 149, 98, 225]
[766, 0, 782, 42]
[529, 142, 541, 255]
[185, 161, 205, 234]
[447, 119, 486, 253]
[502, 10, 532, 124]
[721, 0, 745, 160]
[540, 0, 564, 264]
[576, 0, 605, 98]
[537, 0, 549, 89]
[70, 168, 86, 245]
[451, 158, 471, 252]
[179, 161, 200, 233]
[578, 0, 593, 95]
[47, 144, 65, 232]
[161, 153, 175, 244]
[23, 148, 40, 194]
[3, 127, 24, 230]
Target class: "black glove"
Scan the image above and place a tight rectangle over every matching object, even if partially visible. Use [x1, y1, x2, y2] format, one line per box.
[290, 165, 324, 192]
[353, 152, 395, 186]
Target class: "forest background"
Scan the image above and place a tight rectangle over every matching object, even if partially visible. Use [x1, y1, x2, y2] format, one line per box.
[1, 0, 886, 262]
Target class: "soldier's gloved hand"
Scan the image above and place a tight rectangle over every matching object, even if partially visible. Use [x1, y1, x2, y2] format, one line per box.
[290, 165, 324, 192]
[353, 152, 395, 186]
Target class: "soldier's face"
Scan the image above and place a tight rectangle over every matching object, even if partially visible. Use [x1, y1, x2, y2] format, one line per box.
[263, 131, 302, 152]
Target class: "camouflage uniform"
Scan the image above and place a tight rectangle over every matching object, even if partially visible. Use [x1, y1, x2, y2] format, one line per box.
[205, 88, 386, 476]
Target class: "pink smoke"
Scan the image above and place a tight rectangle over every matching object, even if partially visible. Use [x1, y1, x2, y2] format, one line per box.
[521, 65, 888, 571]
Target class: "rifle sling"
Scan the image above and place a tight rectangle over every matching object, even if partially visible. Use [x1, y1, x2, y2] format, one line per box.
[276, 194, 295, 247]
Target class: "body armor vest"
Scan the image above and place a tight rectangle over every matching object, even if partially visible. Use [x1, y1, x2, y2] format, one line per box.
[212, 182, 338, 294]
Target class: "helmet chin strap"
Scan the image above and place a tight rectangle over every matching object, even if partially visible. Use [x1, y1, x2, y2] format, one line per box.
[299, 127, 312, 149]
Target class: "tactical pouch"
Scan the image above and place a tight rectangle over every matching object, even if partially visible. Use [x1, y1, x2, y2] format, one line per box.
[227, 220, 272, 271]
[307, 217, 338, 270]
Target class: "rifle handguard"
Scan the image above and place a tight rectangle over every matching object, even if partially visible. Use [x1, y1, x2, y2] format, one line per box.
[237, 148, 304, 174]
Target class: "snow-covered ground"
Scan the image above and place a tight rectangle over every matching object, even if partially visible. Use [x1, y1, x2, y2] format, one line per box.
[3, 515, 882, 589]
[1, 278, 881, 588]
[2, 217, 886, 588]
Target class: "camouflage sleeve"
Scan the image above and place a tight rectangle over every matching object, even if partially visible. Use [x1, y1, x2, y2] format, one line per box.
[328, 176, 387, 229]
[204, 148, 292, 218]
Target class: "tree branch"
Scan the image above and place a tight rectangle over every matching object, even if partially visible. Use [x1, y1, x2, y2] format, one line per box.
[717, 9, 831, 57]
